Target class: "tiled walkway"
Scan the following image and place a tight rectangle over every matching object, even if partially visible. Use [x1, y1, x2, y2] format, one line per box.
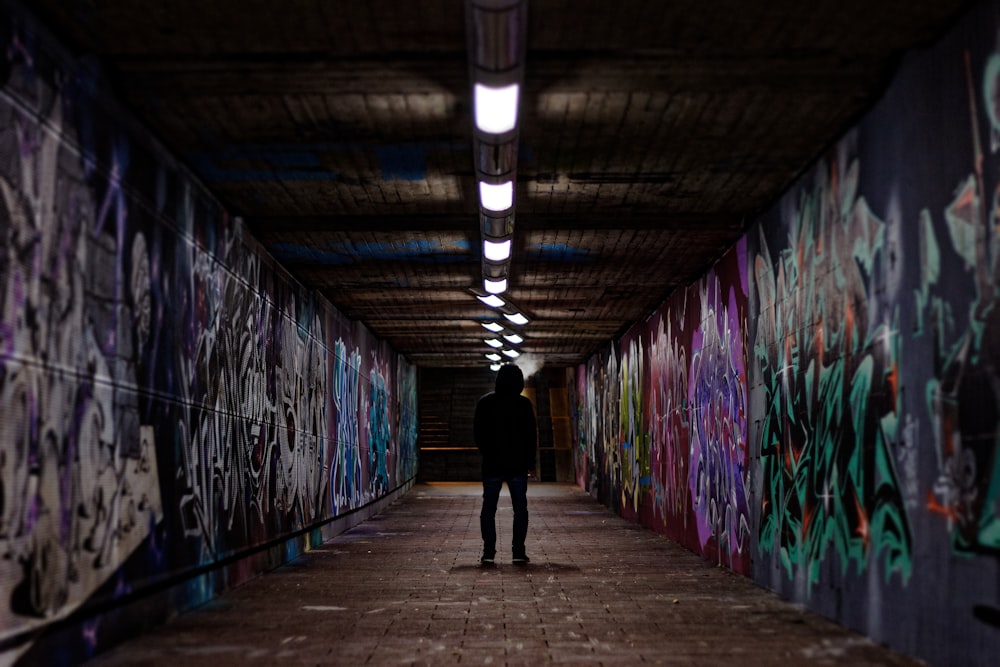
[87, 483, 921, 666]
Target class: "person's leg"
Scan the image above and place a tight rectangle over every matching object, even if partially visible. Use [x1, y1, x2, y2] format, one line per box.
[507, 473, 529, 560]
[480, 475, 503, 560]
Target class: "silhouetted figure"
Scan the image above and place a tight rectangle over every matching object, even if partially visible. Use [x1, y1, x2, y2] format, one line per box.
[474, 363, 538, 565]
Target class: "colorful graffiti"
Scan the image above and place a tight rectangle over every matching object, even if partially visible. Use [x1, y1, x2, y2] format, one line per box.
[0, 84, 162, 626]
[573, 346, 621, 509]
[572, 4, 1000, 664]
[619, 335, 648, 512]
[922, 50, 1000, 556]
[649, 307, 690, 529]
[752, 157, 912, 588]
[688, 246, 750, 569]
[572, 242, 750, 571]
[331, 337, 364, 513]
[0, 9, 417, 664]
[369, 357, 390, 496]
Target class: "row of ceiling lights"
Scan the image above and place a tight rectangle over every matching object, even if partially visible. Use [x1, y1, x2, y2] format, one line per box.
[466, 0, 528, 371]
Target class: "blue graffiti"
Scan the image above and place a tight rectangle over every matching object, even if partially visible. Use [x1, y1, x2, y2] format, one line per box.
[369, 365, 390, 494]
[332, 339, 363, 512]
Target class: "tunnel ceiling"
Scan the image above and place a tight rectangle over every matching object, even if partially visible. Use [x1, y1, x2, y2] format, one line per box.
[30, 0, 971, 368]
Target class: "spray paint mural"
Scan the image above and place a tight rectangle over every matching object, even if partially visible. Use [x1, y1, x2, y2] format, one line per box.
[572, 241, 750, 572]
[572, 2, 1000, 664]
[749, 10, 1000, 661]
[0, 7, 417, 665]
[688, 244, 750, 572]
[923, 50, 1000, 557]
[751, 156, 912, 591]
[648, 300, 691, 534]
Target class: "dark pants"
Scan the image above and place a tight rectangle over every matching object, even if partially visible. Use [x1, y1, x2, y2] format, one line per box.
[480, 473, 528, 557]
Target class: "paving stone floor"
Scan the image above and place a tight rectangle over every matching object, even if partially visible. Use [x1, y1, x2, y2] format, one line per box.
[86, 482, 923, 666]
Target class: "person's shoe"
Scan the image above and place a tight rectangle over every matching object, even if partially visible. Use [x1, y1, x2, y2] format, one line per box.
[480, 553, 495, 565]
[512, 554, 530, 565]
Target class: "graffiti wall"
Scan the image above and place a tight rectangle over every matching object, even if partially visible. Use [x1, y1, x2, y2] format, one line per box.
[571, 1, 1000, 664]
[572, 239, 751, 573]
[0, 4, 417, 665]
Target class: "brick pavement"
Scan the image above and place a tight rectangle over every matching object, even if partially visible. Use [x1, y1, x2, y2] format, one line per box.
[86, 482, 923, 666]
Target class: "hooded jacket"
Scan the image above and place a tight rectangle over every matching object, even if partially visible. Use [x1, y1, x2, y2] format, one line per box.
[474, 364, 538, 477]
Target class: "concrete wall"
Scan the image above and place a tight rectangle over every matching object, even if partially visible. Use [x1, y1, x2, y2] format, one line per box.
[0, 4, 417, 664]
[570, 2, 1000, 665]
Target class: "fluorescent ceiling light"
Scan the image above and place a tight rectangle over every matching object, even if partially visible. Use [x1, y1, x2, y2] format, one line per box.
[486, 352, 502, 362]
[502, 348, 520, 358]
[485, 338, 503, 348]
[503, 311, 528, 325]
[503, 333, 523, 344]
[484, 277, 507, 294]
[484, 239, 511, 261]
[477, 294, 505, 308]
[479, 180, 513, 212]
[475, 83, 519, 134]
[490, 363, 503, 372]
[481, 321, 504, 333]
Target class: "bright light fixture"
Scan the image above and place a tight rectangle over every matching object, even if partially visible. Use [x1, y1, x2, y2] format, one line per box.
[484, 277, 507, 294]
[503, 333, 523, 344]
[474, 83, 519, 134]
[483, 239, 511, 261]
[502, 348, 520, 358]
[477, 294, 505, 308]
[481, 321, 504, 333]
[503, 311, 528, 325]
[490, 363, 503, 371]
[486, 352, 502, 362]
[479, 180, 513, 212]
[485, 338, 503, 348]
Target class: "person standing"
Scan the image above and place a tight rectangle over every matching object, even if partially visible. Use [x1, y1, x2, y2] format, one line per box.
[474, 363, 538, 565]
